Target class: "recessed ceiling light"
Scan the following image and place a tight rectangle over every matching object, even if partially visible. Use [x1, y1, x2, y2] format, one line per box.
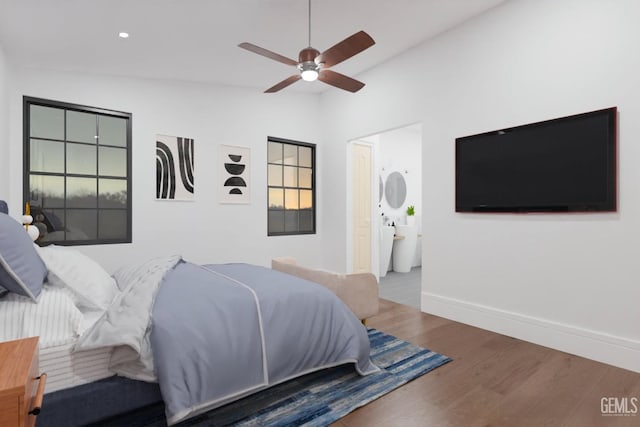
[118, 32, 129, 39]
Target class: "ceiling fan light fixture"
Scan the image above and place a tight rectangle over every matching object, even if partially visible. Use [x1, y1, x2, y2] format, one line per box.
[301, 69, 319, 82]
[299, 61, 319, 81]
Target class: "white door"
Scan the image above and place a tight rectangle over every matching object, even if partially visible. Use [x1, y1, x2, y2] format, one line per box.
[352, 143, 372, 273]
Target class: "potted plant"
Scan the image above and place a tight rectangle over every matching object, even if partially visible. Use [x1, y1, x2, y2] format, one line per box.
[406, 205, 415, 226]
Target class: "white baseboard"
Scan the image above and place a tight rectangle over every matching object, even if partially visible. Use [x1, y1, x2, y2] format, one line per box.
[421, 292, 640, 373]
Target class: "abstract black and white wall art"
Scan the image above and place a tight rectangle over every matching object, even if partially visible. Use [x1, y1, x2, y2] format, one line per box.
[156, 134, 195, 201]
[220, 145, 250, 204]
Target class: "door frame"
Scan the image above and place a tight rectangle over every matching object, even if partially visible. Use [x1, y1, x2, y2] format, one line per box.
[346, 122, 423, 279]
[346, 139, 379, 276]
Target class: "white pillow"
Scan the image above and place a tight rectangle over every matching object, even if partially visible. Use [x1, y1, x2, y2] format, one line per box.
[36, 245, 118, 311]
[0, 286, 83, 348]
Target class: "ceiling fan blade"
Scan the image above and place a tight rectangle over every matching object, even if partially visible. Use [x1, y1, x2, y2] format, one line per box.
[265, 75, 302, 93]
[318, 70, 365, 93]
[316, 31, 375, 68]
[238, 42, 298, 67]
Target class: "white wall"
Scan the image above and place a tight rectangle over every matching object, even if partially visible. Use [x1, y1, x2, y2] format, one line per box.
[7, 69, 324, 272]
[377, 125, 422, 225]
[320, 0, 640, 372]
[0, 42, 9, 201]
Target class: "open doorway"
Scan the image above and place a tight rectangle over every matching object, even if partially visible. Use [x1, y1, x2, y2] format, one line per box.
[349, 123, 422, 309]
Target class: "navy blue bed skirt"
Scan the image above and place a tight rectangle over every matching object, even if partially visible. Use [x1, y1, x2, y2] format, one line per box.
[39, 376, 162, 427]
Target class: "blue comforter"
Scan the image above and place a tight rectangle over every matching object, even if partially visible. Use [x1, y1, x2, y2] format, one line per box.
[76, 258, 378, 425]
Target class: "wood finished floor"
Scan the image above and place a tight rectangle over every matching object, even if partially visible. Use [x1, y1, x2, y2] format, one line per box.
[332, 299, 640, 427]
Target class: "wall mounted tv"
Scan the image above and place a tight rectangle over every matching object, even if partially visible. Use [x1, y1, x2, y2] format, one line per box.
[456, 107, 617, 213]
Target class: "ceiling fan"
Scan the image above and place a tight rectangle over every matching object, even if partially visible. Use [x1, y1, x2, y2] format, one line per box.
[238, 0, 375, 93]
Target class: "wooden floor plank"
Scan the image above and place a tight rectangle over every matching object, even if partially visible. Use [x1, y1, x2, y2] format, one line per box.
[480, 352, 607, 426]
[336, 299, 640, 427]
[564, 366, 640, 427]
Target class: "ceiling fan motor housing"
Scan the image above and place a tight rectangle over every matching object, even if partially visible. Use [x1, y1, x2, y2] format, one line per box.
[299, 47, 321, 69]
[299, 47, 320, 63]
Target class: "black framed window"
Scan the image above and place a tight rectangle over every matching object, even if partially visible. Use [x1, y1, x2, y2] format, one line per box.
[23, 97, 132, 245]
[267, 137, 315, 236]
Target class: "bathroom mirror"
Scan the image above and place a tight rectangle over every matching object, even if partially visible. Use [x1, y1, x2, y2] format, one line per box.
[379, 175, 383, 203]
[385, 171, 407, 209]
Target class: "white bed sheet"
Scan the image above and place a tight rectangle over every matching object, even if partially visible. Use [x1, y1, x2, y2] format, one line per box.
[41, 342, 114, 394]
[41, 308, 115, 393]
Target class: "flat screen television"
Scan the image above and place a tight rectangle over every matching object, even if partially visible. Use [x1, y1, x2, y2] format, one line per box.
[455, 107, 617, 213]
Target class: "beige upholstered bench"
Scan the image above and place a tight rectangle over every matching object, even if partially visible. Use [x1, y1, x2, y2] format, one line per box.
[271, 257, 379, 321]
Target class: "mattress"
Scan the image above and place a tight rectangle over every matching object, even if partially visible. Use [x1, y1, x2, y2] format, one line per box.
[40, 343, 114, 393]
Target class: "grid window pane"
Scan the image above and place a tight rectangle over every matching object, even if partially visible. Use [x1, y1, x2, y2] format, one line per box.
[67, 177, 97, 208]
[268, 142, 283, 164]
[67, 143, 97, 175]
[30, 105, 64, 140]
[284, 166, 298, 187]
[268, 164, 282, 187]
[98, 210, 127, 239]
[33, 207, 65, 241]
[67, 111, 97, 144]
[30, 139, 64, 173]
[99, 146, 127, 177]
[99, 116, 127, 147]
[299, 210, 313, 232]
[66, 209, 97, 240]
[268, 210, 285, 233]
[283, 144, 297, 165]
[269, 188, 284, 209]
[299, 168, 312, 189]
[30, 175, 65, 208]
[99, 179, 127, 208]
[25, 97, 131, 245]
[300, 190, 313, 209]
[285, 189, 299, 210]
[284, 210, 299, 233]
[299, 146, 312, 167]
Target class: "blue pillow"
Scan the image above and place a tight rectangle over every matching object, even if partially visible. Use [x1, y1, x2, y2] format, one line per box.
[0, 212, 47, 301]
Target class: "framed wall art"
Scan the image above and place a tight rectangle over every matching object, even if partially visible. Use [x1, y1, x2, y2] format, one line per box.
[156, 134, 195, 201]
[220, 144, 250, 204]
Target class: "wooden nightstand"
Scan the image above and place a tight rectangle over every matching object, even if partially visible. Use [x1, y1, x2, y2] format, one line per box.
[0, 337, 46, 427]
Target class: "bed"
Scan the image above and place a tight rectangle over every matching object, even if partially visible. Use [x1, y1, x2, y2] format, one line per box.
[0, 206, 378, 426]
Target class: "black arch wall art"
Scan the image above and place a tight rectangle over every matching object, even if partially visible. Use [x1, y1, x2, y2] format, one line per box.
[219, 144, 251, 204]
[156, 134, 195, 201]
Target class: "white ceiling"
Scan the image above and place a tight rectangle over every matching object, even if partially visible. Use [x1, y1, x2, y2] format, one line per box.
[0, 0, 506, 93]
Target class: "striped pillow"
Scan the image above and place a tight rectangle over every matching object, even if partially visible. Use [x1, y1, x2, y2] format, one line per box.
[0, 285, 83, 348]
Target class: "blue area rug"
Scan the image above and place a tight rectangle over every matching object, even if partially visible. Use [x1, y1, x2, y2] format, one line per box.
[99, 328, 451, 427]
